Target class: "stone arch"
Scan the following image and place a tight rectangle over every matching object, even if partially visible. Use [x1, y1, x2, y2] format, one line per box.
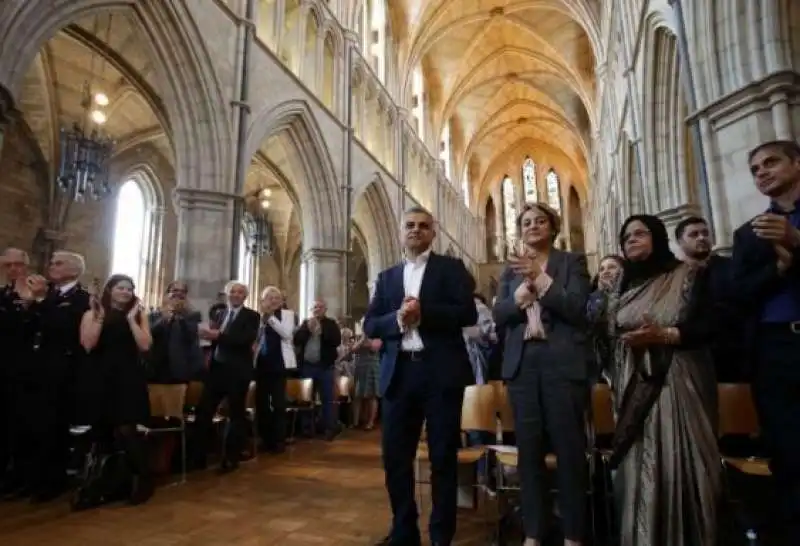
[641, 16, 688, 213]
[353, 173, 400, 276]
[244, 99, 344, 250]
[0, 0, 232, 193]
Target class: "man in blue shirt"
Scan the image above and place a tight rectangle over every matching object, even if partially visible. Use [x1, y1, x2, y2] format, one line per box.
[732, 139, 800, 543]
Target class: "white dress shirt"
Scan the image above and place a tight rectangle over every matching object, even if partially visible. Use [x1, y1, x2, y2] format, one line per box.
[59, 280, 78, 295]
[399, 249, 431, 351]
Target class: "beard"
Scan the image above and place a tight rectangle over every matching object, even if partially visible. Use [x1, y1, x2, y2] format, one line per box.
[687, 248, 711, 261]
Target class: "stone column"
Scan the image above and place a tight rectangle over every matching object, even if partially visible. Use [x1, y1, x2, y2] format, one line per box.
[299, 248, 345, 320]
[173, 188, 237, 314]
[144, 206, 166, 307]
[674, 0, 800, 252]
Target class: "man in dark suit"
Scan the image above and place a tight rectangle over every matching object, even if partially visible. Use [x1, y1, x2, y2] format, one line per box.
[364, 206, 477, 546]
[674, 216, 747, 382]
[195, 281, 260, 473]
[23, 251, 91, 502]
[732, 140, 800, 543]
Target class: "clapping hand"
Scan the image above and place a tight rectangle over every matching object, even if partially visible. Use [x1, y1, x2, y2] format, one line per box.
[753, 213, 800, 247]
[508, 250, 542, 281]
[25, 274, 48, 300]
[775, 243, 794, 274]
[398, 296, 420, 327]
[620, 314, 665, 348]
[127, 299, 144, 324]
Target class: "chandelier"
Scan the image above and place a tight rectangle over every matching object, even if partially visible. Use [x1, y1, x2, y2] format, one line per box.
[56, 82, 114, 202]
[245, 188, 273, 257]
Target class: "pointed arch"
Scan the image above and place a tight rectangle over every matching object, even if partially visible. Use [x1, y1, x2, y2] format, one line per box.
[0, 0, 232, 192]
[244, 99, 343, 250]
[353, 172, 400, 276]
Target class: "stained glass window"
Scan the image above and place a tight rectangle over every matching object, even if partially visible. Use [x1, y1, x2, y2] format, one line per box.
[546, 169, 561, 213]
[502, 175, 517, 254]
[522, 157, 537, 203]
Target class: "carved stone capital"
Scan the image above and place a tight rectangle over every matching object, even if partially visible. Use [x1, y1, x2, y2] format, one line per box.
[343, 29, 360, 45]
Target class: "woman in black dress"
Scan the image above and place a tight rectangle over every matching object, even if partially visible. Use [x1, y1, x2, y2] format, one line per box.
[79, 274, 153, 504]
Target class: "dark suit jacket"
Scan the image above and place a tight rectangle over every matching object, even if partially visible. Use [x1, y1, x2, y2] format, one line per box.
[731, 221, 800, 372]
[493, 249, 592, 381]
[363, 252, 478, 397]
[293, 315, 341, 367]
[210, 306, 260, 379]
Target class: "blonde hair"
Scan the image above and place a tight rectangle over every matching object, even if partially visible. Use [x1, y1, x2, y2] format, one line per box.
[260, 285, 282, 299]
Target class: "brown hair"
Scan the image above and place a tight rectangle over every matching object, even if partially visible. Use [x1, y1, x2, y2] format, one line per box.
[515, 202, 561, 242]
[100, 274, 138, 314]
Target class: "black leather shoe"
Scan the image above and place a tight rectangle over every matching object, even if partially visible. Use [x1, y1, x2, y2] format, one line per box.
[218, 459, 240, 475]
[374, 535, 421, 546]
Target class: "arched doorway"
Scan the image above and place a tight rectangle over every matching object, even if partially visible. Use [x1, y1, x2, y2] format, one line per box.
[568, 186, 584, 251]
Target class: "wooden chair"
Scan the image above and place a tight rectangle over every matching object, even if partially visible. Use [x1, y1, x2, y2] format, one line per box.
[414, 384, 498, 515]
[285, 378, 315, 440]
[142, 384, 189, 483]
[717, 383, 768, 475]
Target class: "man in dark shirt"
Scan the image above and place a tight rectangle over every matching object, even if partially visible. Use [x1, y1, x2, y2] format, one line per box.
[674, 216, 747, 382]
[731, 140, 800, 542]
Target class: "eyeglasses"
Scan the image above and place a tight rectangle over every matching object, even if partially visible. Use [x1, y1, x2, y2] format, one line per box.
[405, 221, 431, 230]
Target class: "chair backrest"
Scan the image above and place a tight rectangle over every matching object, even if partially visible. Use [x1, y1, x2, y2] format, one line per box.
[148, 384, 187, 420]
[335, 375, 353, 399]
[592, 383, 615, 436]
[718, 383, 760, 437]
[461, 384, 498, 432]
[490, 380, 515, 432]
[185, 381, 205, 408]
[286, 378, 314, 403]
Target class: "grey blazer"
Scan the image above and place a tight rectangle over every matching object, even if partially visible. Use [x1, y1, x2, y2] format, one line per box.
[492, 249, 593, 381]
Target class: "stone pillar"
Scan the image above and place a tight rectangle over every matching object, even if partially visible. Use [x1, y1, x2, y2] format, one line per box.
[173, 188, 236, 314]
[675, 0, 800, 252]
[299, 248, 345, 320]
[143, 206, 166, 307]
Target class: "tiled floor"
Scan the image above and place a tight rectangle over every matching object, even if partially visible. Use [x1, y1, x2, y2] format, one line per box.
[0, 430, 488, 546]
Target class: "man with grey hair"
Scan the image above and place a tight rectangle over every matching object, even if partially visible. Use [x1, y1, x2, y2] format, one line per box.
[20, 250, 91, 502]
[193, 280, 259, 473]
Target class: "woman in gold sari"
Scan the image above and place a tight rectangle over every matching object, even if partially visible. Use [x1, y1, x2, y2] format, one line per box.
[604, 214, 720, 546]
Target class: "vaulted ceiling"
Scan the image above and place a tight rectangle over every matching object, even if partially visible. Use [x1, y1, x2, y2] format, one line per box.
[390, 0, 598, 199]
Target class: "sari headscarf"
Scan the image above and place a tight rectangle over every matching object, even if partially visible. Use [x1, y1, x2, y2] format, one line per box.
[618, 214, 681, 292]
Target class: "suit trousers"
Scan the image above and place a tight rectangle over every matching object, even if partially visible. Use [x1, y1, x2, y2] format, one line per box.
[752, 327, 800, 542]
[254, 368, 287, 448]
[381, 352, 464, 545]
[193, 362, 250, 464]
[507, 341, 588, 541]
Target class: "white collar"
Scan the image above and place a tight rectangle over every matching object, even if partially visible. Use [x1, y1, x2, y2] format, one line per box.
[59, 280, 78, 294]
[404, 248, 432, 266]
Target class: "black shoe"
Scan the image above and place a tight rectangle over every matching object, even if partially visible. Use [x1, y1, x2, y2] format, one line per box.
[129, 475, 155, 505]
[3, 485, 31, 501]
[374, 535, 421, 546]
[218, 459, 239, 475]
[30, 488, 63, 504]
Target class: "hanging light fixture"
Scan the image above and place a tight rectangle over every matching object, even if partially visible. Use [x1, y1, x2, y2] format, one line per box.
[56, 81, 114, 202]
[242, 187, 273, 257]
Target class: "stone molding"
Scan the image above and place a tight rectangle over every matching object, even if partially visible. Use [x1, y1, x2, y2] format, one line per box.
[172, 187, 238, 211]
[690, 70, 800, 130]
[301, 247, 347, 262]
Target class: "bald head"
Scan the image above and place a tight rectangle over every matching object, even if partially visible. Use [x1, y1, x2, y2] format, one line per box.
[2, 248, 29, 282]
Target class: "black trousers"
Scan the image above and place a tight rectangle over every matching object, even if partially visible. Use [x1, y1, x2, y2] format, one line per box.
[24, 378, 70, 495]
[752, 326, 800, 542]
[506, 343, 588, 541]
[193, 362, 250, 464]
[382, 352, 464, 546]
[254, 368, 287, 448]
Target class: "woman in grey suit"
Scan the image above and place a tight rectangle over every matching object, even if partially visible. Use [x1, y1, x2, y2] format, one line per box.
[493, 202, 592, 546]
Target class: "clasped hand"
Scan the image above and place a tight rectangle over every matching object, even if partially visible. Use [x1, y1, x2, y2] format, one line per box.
[752, 213, 800, 272]
[620, 314, 667, 348]
[508, 250, 542, 281]
[199, 324, 220, 341]
[398, 296, 420, 327]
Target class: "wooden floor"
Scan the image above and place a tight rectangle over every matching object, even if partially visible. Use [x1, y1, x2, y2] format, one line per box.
[0, 430, 487, 546]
